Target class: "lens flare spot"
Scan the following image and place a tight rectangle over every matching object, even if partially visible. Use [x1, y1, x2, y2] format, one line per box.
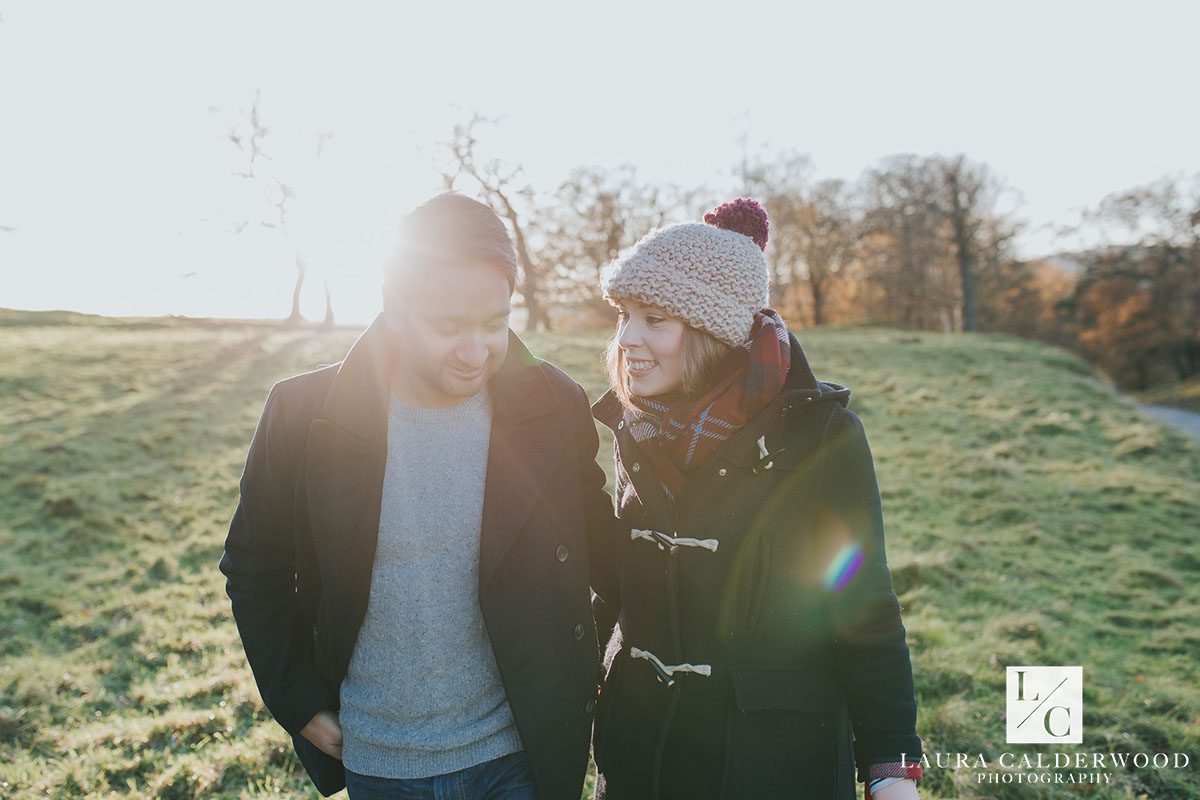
[825, 544, 863, 592]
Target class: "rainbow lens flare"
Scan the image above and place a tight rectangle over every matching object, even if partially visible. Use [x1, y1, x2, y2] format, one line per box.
[825, 544, 864, 591]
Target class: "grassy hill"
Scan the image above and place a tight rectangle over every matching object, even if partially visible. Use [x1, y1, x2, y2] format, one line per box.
[1, 312, 1197, 798]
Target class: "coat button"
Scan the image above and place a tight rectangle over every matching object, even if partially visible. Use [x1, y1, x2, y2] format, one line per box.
[718, 468, 728, 477]
[556, 544, 569, 562]
[573, 623, 585, 640]
[585, 697, 595, 713]
[632, 463, 640, 472]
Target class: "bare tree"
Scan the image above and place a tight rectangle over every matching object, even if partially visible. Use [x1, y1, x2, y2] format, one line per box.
[1085, 172, 1200, 249]
[1067, 172, 1200, 386]
[322, 279, 335, 328]
[860, 156, 956, 330]
[438, 115, 549, 332]
[742, 153, 863, 326]
[223, 89, 335, 325]
[228, 88, 270, 181]
[743, 152, 814, 308]
[540, 165, 683, 311]
[856, 154, 1019, 334]
[288, 255, 306, 325]
[804, 179, 860, 326]
[972, 213, 1032, 336]
[935, 154, 1008, 333]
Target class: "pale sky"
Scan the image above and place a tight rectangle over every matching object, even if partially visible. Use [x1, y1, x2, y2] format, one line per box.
[2, 1, 1197, 325]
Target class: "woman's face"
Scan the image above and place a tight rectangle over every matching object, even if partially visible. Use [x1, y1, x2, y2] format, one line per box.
[616, 299, 686, 397]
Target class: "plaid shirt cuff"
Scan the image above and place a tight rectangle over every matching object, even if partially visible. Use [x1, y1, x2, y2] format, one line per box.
[869, 758, 922, 780]
[863, 759, 922, 799]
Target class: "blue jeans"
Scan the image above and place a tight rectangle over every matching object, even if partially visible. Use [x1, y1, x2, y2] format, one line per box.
[344, 750, 538, 800]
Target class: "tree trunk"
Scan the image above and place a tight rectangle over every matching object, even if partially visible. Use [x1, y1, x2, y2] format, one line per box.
[945, 161, 978, 333]
[495, 195, 547, 333]
[287, 255, 307, 324]
[810, 275, 825, 326]
[322, 280, 335, 328]
[958, 247, 977, 333]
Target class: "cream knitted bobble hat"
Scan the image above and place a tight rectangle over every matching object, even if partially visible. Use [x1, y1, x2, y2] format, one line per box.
[600, 197, 771, 348]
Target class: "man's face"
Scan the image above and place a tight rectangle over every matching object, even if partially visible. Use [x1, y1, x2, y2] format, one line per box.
[383, 261, 512, 406]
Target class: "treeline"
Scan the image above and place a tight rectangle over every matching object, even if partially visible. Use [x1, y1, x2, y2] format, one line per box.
[433, 117, 1198, 393]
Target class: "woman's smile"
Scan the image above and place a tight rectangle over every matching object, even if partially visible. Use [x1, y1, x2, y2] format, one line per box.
[625, 356, 659, 377]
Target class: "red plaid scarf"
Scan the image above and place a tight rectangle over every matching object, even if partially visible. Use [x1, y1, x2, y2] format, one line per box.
[623, 308, 791, 504]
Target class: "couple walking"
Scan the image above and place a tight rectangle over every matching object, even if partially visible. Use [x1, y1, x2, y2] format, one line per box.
[219, 192, 923, 799]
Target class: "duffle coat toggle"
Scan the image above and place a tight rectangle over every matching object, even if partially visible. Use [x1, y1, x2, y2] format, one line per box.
[751, 434, 786, 474]
[631, 528, 719, 552]
[629, 646, 712, 687]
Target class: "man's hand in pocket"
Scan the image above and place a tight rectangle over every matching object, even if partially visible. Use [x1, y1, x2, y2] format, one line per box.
[300, 709, 343, 760]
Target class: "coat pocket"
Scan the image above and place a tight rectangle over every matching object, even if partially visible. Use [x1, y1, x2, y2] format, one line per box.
[719, 665, 845, 798]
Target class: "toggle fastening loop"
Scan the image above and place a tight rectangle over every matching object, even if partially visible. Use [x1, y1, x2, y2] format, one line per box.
[629, 646, 712, 686]
[631, 528, 719, 552]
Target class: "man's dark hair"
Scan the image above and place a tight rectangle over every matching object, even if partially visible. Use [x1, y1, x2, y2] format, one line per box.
[385, 192, 518, 292]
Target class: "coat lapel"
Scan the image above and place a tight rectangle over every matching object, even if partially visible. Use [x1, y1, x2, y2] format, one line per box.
[304, 311, 566, 619]
[478, 338, 565, 589]
[617, 436, 678, 533]
[592, 389, 678, 533]
[304, 314, 392, 630]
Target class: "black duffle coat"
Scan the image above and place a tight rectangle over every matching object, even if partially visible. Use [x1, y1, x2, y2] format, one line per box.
[219, 312, 623, 799]
[589, 331, 923, 800]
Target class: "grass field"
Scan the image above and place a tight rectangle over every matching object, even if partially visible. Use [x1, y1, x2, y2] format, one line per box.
[1, 309, 1198, 798]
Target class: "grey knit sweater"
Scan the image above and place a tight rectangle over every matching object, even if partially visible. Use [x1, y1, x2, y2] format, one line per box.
[337, 387, 523, 778]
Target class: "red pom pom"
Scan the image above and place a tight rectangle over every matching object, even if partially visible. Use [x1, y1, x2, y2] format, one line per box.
[703, 197, 769, 251]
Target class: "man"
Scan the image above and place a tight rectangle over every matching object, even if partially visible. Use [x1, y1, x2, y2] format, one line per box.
[219, 192, 622, 799]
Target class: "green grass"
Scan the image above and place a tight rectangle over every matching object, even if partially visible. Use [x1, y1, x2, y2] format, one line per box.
[1, 314, 1198, 798]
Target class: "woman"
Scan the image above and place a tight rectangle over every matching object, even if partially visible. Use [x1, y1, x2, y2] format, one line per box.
[589, 198, 923, 800]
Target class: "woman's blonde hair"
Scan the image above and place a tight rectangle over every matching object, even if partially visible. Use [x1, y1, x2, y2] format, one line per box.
[605, 318, 735, 409]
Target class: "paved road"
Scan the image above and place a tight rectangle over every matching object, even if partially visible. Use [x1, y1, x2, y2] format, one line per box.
[1140, 403, 1200, 437]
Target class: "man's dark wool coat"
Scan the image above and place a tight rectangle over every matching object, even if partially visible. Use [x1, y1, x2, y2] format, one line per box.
[219, 312, 623, 799]
[589, 332, 923, 800]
